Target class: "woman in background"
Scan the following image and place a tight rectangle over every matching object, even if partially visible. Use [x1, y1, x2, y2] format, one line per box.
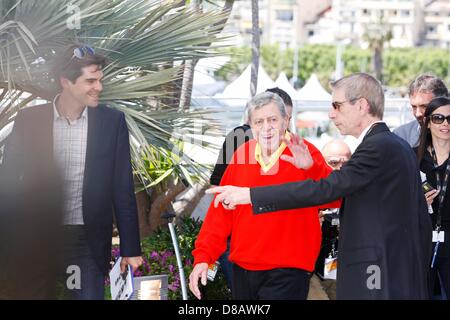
[416, 96, 450, 299]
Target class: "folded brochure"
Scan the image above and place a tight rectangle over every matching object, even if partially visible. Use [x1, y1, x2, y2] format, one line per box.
[109, 257, 134, 300]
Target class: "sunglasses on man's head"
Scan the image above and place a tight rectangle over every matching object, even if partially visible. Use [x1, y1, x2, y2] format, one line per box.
[72, 46, 95, 59]
[429, 114, 450, 125]
[326, 157, 347, 167]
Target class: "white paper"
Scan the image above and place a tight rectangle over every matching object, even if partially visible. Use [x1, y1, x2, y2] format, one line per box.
[109, 257, 134, 300]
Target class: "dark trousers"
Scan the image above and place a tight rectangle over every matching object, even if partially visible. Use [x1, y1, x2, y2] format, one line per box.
[430, 239, 450, 300]
[62, 226, 105, 300]
[218, 238, 233, 290]
[232, 264, 311, 300]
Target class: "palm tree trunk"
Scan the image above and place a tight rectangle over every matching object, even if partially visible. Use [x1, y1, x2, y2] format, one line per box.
[178, 0, 200, 112]
[373, 46, 383, 82]
[250, 0, 260, 97]
[178, 0, 235, 111]
[178, 58, 198, 112]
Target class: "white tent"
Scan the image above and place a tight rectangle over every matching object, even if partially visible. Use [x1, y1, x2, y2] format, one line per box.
[296, 73, 331, 101]
[275, 72, 301, 100]
[192, 66, 225, 97]
[295, 74, 332, 137]
[213, 64, 276, 106]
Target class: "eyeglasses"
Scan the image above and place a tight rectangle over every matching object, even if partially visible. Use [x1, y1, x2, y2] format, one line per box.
[331, 98, 360, 110]
[326, 157, 348, 167]
[429, 114, 450, 125]
[72, 46, 95, 60]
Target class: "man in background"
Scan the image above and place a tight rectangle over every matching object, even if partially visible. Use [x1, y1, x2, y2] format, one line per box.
[315, 139, 352, 300]
[393, 74, 448, 147]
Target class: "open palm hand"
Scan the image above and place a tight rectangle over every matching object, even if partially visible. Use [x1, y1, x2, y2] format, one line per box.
[280, 134, 313, 170]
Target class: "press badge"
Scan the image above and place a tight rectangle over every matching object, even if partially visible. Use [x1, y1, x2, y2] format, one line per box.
[207, 261, 219, 281]
[432, 231, 445, 243]
[324, 256, 337, 280]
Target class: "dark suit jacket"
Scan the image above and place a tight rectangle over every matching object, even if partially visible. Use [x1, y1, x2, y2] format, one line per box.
[0, 103, 141, 276]
[250, 123, 432, 299]
[210, 124, 253, 185]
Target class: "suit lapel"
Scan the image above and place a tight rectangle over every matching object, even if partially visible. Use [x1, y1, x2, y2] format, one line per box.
[340, 123, 389, 219]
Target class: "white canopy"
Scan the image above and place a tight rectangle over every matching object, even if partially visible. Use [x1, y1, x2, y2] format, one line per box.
[192, 66, 225, 97]
[275, 72, 302, 100]
[214, 64, 277, 105]
[296, 73, 331, 101]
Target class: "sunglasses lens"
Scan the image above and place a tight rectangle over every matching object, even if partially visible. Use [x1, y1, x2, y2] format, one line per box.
[327, 158, 345, 167]
[73, 47, 84, 59]
[72, 46, 95, 59]
[85, 46, 95, 55]
[431, 115, 444, 124]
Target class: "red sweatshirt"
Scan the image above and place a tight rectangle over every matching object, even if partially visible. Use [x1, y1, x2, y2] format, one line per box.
[193, 139, 341, 272]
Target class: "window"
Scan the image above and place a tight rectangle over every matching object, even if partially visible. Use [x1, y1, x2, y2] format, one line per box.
[427, 25, 436, 34]
[308, 30, 314, 36]
[400, 10, 410, 17]
[341, 10, 354, 18]
[276, 10, 293, 21]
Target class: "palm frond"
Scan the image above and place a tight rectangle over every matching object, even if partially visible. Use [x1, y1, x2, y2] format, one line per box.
[0, 0, 230, 189]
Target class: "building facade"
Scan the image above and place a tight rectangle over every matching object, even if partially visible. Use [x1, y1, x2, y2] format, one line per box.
[224, 0, 450, 49]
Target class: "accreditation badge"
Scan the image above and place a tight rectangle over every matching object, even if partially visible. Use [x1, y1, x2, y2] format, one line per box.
[207, 261, 220, 281]
[324, 256, 337, 280]
[432, 230, 445, 243]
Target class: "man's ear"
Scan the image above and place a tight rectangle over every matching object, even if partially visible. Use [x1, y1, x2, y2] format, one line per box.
[283, 116, 289, 129]
[360, 98, 370, 113]
[59, 76, 71, 89]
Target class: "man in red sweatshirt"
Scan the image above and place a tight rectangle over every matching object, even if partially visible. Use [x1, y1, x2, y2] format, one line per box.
[189, 92, 339, 300]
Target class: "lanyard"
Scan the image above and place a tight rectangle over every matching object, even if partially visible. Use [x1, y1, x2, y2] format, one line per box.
[430, 146, 450, 229]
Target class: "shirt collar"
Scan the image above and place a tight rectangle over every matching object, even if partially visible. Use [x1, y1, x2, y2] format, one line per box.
[355, 120, 384, 147]
[255, 131, 290, 173]
[53, 94, 88, 123]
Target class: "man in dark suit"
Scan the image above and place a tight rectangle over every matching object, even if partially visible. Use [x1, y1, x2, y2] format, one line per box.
[0, 45, 142, 299]
[207, 73, 432, 299]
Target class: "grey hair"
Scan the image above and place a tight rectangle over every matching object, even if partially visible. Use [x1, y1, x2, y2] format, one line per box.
[330, 72, 384, 119]
[245, 92, 287, 122]
[408, 74, 448, 98]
